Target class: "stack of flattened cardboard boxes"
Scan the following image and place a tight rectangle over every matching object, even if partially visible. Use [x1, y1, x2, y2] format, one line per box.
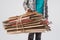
[3, 12, 50, 34]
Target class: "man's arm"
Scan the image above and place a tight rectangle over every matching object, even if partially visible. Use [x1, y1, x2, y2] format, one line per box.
[23, 0, 32, 12]
[23, 0, 29, 11]
[45, 0, 48, 19]
[43, 0, 48, 19]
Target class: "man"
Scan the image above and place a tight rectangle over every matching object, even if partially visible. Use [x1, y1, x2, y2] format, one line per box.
[23, 0, 48, 40]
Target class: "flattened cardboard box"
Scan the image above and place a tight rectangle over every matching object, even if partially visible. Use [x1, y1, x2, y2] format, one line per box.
[3, 12, 50, 34]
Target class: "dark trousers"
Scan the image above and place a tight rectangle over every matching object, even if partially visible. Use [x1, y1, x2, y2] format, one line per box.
[28, 33, 41, 40]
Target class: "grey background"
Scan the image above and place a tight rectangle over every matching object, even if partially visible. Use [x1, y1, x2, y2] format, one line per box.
[0, 0, 60, 40]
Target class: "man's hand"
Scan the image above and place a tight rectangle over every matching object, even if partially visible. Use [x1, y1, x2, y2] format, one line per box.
[27, 9, 33, 12]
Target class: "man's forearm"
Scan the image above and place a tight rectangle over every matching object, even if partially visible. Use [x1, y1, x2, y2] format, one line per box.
[23, 0, 29, 11]
[43, 0, 48, 19]
[45, 0, 48, 18]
